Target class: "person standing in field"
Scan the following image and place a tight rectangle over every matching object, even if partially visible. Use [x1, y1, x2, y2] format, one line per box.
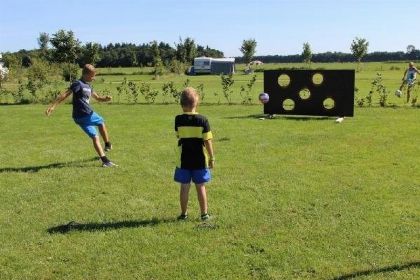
[397, 62, 420, 103]
[45, 64, 117, 167]
[174, 87, 215, 221]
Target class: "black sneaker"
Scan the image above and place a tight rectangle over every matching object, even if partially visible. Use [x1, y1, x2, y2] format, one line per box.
[201, 213, 211, 221]
[177, 214, 188, 221]
[102, 161, 118, 167]
[104, 143, 112, 152]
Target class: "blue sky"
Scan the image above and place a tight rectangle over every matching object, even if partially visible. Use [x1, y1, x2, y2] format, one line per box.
[0, 0, 418, 57]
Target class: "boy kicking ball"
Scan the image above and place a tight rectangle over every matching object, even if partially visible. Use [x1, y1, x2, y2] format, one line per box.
[174, 87, 215, 221]
[45, 64, 117, 167]
[396, 62, 420, 103]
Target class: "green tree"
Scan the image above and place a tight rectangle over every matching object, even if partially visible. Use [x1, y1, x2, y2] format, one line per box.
[37, 32, 50, 59]
[0, 61, 9, 88]
[175, 37, 197, 64]
[406, 44, 415, 54]
[49, 29, 81, 63]
[350, 37, 369, 70]
[79, 42, 100, 65]
[240, 38, 257, 66]
[151, 41, 164, 77]
[302, 42, 312, 66]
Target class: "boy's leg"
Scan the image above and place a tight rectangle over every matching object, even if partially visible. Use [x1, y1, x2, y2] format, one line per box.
[98, 123, 110, 143]
[180, 183, 191, 215]
[92, 135, 106, 157]
[99, 123, 112, 151]
[195, 183, 208, 215]
[407, 86, 412, 103]
[92, 135, 117, 167]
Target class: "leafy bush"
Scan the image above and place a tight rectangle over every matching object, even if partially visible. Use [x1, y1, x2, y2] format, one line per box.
[128, 81, 139, 104]
[168, 59, 186, 75]
[220, 74, 235, 104]
[61, 63, 79, 82]
[11, 80, 26, 104]
[139, 82, 158, 103]
[116, 78, 129, 104]
[162, 81, 179, 104]
[370, 73, 389, 107]
[197, 83, 205, 102]
[26, 62, 50, 102]
[239, 74, 257, 104]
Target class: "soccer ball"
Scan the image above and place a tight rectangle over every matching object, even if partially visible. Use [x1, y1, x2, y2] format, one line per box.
[395, 90, 402, 97]
[258, 92, 269, 104]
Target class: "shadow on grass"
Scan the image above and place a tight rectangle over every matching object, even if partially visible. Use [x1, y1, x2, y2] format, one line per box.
[47, 218, 176, 234]
[225, 114, 334, 121]
[224, 114, 266, 119]
[0, 157, 99, 173]
[332, 261, 420, 280]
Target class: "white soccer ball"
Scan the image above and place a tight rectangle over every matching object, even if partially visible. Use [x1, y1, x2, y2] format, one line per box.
[258, 92, 269, 104]
[395, 90, 402, 97]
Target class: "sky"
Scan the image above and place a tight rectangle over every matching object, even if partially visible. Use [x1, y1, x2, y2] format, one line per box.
[1, 0, 419, 57]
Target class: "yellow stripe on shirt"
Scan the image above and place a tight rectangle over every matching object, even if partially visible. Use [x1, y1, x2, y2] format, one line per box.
[178, 126, 203, 138]
[203, 131, 213, 140]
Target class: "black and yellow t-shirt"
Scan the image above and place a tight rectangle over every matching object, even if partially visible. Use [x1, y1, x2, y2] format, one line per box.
[175, 112, 213, 169]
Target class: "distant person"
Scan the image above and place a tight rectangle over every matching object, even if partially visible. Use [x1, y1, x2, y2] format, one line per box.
[174, 87, 215, 221]
[45, 64, 117, 167]
[397, 62, 420, 103]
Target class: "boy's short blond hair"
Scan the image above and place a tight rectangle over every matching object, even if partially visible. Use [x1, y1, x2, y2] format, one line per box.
[82, 64, 96, 75]
[180, 87, 199, 108]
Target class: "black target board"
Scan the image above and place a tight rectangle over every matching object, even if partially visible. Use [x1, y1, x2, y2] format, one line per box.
[263, 70, 354, 117]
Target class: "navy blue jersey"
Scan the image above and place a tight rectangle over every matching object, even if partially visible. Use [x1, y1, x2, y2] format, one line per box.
[70, 80, 93, 118]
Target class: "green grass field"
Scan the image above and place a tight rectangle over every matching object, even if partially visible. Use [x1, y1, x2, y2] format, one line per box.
[0, 102, 419, 279]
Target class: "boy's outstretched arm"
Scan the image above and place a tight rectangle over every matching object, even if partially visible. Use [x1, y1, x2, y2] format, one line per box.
[204, 139, 215, 169]
[402, 69, 408, 80]
[45, 89, 72, 116]
[92, 91, 112, 102]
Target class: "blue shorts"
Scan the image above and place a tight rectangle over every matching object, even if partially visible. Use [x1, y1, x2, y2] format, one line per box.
[174, 168, 211, 184]
[73, 112, 104, 138]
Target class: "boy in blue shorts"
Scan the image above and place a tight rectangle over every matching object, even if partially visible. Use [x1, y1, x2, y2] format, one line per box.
[45, 64, 117, 167]
[397, 62, 420, 103]
[174, 87, 215, 221]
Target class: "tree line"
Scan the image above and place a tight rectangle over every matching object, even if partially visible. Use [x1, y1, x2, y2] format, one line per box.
[2, 30, 224, 70]
[1, 29, 419, 71]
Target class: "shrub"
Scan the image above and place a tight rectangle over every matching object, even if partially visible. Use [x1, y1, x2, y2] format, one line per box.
[370, 73, 389, 107]
[116, 78, 129, 104]
[197, 83, 205, 102]
[168, 59, 187, 75]
[139, 82, 158, 104]
[220, 74, 235, 104]
[128, 81, 139, 104]
[239, 74, 257, 104]
[61, 63, 79, 82]
[162, 81, 179, 104]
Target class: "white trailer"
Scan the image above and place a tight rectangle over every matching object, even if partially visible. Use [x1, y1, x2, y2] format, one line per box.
[190, 57, 235, 75]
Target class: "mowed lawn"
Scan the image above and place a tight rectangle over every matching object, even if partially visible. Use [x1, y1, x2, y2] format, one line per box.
[0, 104, 419, 279]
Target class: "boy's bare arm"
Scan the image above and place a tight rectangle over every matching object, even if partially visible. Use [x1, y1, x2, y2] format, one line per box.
[45, 89, 72, 116]
[204, 139, 215, 169]
[402, 69, 408, 80]
[92, 91, 112, 102]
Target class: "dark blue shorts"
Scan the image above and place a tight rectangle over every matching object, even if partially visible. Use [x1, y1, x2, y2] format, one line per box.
[174, 167, 211, 184]
[73, 112, 104, 138]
